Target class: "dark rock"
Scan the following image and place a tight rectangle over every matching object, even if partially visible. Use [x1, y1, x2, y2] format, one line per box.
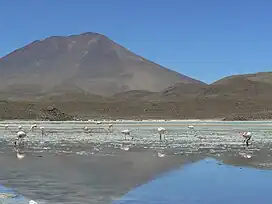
[223, 115, 248, 121]
[38, 106, 73, 121]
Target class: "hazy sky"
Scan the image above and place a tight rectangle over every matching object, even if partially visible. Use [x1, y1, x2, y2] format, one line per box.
[1, 0, 271, 83]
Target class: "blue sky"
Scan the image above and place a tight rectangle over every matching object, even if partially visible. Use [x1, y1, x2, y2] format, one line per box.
[1, 0, 271, 83]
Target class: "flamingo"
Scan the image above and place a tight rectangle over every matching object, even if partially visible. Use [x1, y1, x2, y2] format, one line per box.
[4, 124, 12, 134]
[37, 126, 46, 143]
[40, 126, 45, 133]
[108, 124, 113, 132]
[121, 129, 131, 140]
[30, 124, 37, 132]
[242, 131, 252, 147]
[4, 124, 9, 130]
[40, 127, 45, 138]
[157, 127, 166, 141]
[83, 126, 92, 134]
[15, 131, 27, 147]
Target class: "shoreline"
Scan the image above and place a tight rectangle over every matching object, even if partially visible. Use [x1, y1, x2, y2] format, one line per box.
[1, 119, 272, 124]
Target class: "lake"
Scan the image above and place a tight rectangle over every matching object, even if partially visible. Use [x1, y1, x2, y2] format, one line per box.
[0, 120, 272, 203]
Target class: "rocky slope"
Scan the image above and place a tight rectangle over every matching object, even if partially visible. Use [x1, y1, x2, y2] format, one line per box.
[0, 32, 204, 99]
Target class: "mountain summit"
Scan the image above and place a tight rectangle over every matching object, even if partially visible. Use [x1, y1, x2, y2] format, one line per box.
[0, 32, 204, 97]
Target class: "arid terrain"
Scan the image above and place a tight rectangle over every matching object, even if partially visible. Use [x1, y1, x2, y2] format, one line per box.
[0, 32, 202, 98]
[0, 33, 271, 120]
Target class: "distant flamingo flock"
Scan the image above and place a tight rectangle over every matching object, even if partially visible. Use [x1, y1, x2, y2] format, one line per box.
[1, 121, 253, 159]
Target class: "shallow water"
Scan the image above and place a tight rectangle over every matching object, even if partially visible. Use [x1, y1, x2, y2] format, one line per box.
[0, 120, 272, 203]
[114, 158, 272, 204]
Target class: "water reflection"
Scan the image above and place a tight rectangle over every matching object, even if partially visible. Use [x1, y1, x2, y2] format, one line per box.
[114, 158, 272, 204]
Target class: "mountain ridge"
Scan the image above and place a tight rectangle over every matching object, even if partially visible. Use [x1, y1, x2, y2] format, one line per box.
[0, 32, 204, 97]
[0, 32, 271, 120]
[0, 71, 271, 120]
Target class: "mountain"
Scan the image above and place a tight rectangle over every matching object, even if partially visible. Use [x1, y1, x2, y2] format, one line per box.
[0, 32, 271, 121]
[0, 32, 204, 98]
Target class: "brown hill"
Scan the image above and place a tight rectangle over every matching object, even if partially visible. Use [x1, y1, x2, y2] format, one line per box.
[192, 72, 272, 120]
[110, 71, 272, 103]
[99, 71, 272, 120]
[0, 32, 204, 98]
[146, 71, 272, 102]
[111, 90, 156, 101]
[154, 82, 208, 101]
[213, 72, 272, 85]
[110, 82, 208, 102]
[201, 72, 272, 99]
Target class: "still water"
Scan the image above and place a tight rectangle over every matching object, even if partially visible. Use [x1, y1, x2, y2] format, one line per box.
[0, 120, 272, 203]
[114, 158, 272, 204]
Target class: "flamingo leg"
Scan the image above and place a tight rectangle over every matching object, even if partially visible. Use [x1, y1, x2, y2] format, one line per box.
[14, 138, 18, 147]
[246, 137, 251, 147]
[19, 138, 23, 147]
